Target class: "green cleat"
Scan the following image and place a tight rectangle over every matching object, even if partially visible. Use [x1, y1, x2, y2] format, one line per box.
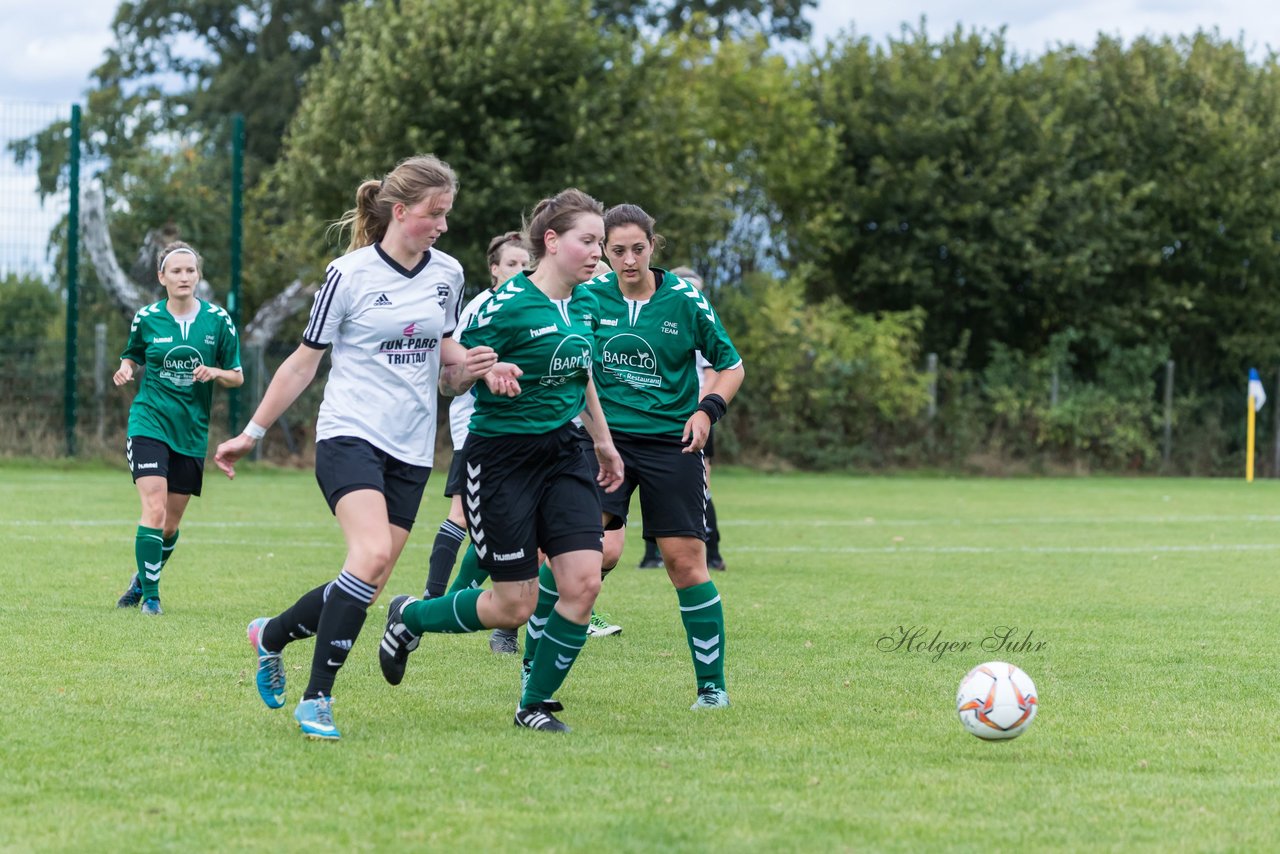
[586, 611, 621, 638]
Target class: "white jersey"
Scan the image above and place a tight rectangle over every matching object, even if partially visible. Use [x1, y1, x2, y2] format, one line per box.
[446, 286, 498, 449]
[302, 243, 464, 466]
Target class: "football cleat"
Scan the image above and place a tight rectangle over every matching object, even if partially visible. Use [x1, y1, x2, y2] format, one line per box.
[489, 628, 519, 655]
[514, 702, 570, 733]
[140, 598, 163, 616]
[691, 682, 730, 710]
[295, 696, 340, 740]
[116, 575, 143, 608]
[586, 611, 622, 638]
[247, 617, 285, 709]
[379, 594, 421, 686]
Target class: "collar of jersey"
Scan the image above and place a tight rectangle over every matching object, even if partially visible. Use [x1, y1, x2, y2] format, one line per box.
[375, 243, 432, 279]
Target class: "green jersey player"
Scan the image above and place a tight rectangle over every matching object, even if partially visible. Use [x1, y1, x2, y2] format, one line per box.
[586, 203, 745, 710]
[113, 241, 243, 615]
[377, 188, 625, 733]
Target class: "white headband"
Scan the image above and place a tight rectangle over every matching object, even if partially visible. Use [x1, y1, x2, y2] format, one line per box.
[158, 247, 198, 272]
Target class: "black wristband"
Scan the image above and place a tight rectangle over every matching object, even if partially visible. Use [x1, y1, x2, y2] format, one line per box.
[696, 393, 727, 425]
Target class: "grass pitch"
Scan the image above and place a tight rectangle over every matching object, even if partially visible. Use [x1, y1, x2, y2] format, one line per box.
[3, 463, 1279, 851]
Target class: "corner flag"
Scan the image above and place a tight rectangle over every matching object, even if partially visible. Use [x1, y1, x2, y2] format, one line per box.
[1246, 368, 1266, 481]
[1248, 368, 1267, 411]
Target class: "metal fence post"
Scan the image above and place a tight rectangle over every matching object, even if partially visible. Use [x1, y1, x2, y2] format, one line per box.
[64, 104, 81, 456]
[228, 113, 244, 435]
[94, 322, 106, 444]
[1162, 360, 1174, 470]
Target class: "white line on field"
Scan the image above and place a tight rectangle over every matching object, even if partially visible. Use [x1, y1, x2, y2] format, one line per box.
[732, 543, 1280, 554]
[10, 531, 1280, 556]
[718, 514, 1280, 527]
[0, 519, 332, 528]
[8, 514, 1280, 528]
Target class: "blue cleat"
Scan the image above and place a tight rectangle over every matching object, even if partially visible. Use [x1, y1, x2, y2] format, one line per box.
[691, 682, 730, 710]
[295, 696, 340, 740]
[140, 598, 163, 616]
[247, 617, 285, 709]
[116, 575, 143, 608]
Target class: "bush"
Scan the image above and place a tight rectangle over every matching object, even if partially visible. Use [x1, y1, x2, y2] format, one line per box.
[718, 272, 930, 468]
[0, 273, 60, 347]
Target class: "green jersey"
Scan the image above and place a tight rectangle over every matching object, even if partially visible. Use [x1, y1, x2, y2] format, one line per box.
[583, 268, 741, 435]
[121, 299, 242, 457]
[459, 272, 598, 437]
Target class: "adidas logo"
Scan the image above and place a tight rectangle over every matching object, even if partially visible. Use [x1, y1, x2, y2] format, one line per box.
[373, 293, 392, 306]
[330, 639, 354, 650]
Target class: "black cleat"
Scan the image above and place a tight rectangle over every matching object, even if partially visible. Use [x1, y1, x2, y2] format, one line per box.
[379, 594, 421, 686]
[116, 575, 143, 608]
[514, 701, 570, 732]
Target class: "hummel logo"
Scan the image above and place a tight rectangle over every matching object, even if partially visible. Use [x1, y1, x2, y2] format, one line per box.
[599, 318, 618, 326]
[373, 293, 392, 306]
[330, 639, 354, 650]
[554, 653, 573, 671]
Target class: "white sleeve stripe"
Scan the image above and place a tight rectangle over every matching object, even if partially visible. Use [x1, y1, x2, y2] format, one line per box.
[304, 267, 342, 343]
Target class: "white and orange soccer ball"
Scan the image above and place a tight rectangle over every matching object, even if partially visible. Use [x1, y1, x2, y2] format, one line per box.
[956, 661, 1038, 740]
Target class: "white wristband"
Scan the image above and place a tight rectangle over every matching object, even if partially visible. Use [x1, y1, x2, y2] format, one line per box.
[243, 420, 267, 440]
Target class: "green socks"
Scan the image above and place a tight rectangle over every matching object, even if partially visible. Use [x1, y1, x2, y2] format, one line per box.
[678, 581, 726, 691]
[402, 587, 485, 635]
[135, 525, 164, 601]
[445, 543, 491, 595]
[521, 608, 587, 708]
[521, 562, 558, 670]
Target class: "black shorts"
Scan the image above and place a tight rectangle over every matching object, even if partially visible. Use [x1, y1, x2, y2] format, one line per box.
[127, 435, 204, 496]
[598, 431, 707, 540]
[463, 424, 603, 581]
[314, 436, 430, 531]
[443, 445, 469, 498]
[704, 425, 716, 459]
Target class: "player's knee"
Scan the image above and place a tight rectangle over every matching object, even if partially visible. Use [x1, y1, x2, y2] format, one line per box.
[350, 540, 393, 576]
[556, 572, 600, 610]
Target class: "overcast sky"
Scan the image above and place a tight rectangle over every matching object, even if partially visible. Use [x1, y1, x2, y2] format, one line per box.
[3, 0, 1279, 104]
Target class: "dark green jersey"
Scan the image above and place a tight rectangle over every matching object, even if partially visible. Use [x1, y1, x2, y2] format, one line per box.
[121, 299, 242, 457]
[583, 268, 741, 435]
[459, 272, 598, 436]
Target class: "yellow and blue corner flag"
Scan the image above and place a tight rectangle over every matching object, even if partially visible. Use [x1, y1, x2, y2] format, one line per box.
[1249, 368, 1267, 411]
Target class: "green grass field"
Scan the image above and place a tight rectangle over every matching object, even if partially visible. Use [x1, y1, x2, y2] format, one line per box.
[4, 463, 1280, 851]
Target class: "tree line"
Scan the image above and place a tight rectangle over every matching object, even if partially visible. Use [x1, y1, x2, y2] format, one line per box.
[12, 0, 1280, 471]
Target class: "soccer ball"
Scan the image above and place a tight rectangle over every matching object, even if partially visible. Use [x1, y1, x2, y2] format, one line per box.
[956, 661, 1038, 740]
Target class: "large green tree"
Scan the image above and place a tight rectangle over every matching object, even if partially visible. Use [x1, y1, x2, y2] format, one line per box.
[794, 25, 1280, 393]
[594, 0, 818, 40]
[256, 0, 831, 294]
